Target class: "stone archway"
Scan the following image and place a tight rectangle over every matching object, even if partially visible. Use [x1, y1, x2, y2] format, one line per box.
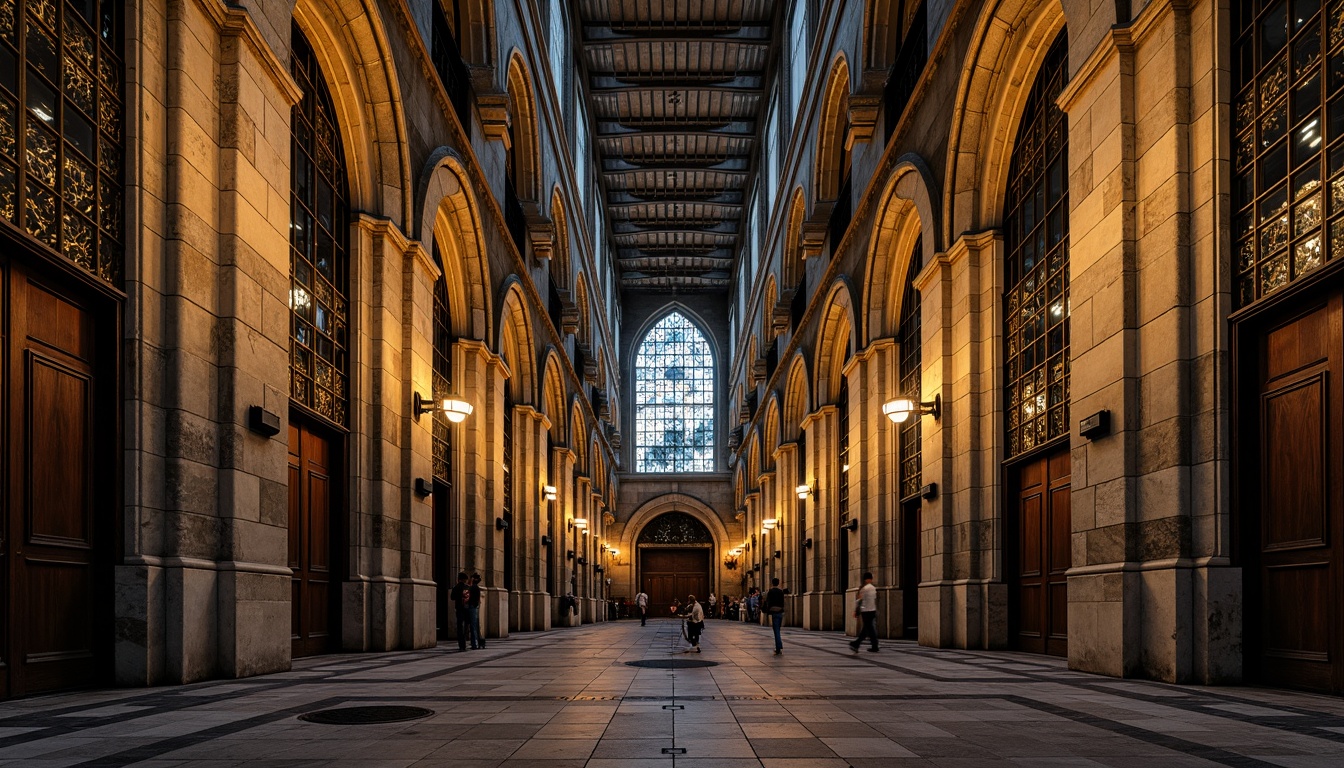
[636, 512, 714, 617]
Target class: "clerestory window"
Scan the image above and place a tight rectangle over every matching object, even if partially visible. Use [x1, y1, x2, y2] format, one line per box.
[635, 311, 715, 472]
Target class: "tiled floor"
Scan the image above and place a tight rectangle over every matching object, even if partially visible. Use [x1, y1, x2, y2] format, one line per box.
[2, 620, 1344, 767]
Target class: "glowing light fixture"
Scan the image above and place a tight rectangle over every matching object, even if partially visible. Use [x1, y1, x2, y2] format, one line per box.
[574, 518, 588, 529]
[544, 485, 557, 501]
[414, 391, 474, 423]
[762, 518, 778, 530]
[883, 393, 941, 423]
[795, 484, 811, 500]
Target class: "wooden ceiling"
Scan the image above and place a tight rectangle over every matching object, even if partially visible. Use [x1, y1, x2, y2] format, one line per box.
[578, 0, 777, 291]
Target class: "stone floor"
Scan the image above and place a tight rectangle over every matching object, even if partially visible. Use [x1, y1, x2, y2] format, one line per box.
[2, 620, 1343, 767]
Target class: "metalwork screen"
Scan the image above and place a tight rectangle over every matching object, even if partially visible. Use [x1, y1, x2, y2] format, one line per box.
[432, 270, 453, 484]
[0, 0, 123, 282]
[899, 240, 923, 499]
[1233, 1, 1344, 306]
[1004, 32, 1069, 459]
[635, 312, 715, 472]
[290, 25, 350, 428]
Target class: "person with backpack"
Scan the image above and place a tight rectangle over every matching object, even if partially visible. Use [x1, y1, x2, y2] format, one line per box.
[635, 588, 649, 626]
[450, 572, 471, 652]
[764, 578, 786, 655]
[850, 571, 879, 653]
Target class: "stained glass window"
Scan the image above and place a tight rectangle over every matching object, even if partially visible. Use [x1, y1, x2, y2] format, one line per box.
[635, 311, 715, 472]
[432, 269, 453, 484]
[0, 0, 123, 282]
[1004, 32, 1069, 459]
[899, 240, 923, 499]
[290, 25, 350, 428]
[1233, 1, 1344, 306]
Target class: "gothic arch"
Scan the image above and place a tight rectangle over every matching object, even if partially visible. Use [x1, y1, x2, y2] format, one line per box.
[550, 188, 572, 291]
[622, 494, 732, 556]
[293, 0, 412, 224]
[418, 148, 492, 341]
[632, 304, 722, 369]
[497, 280, 536, 404]
[570, 396, 587, 468]
[814, 279, 857, 405]
[761, 275, 778, 340]
[506, 51, 542, 203]
[814, 55, 852, 204]
[762, 395, 781, 470]
[944, 0, 1067, 242]
[574, 273, 592, 347]
[782, 353, 811, 442]
[782, 189, 807, 289]
[865, 155, 940, 343]
[541, 349, 567, 443]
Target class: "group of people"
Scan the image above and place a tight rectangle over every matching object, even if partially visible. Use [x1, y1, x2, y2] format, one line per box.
[630, 572, 883, 657]
[449, 572, 486, 651]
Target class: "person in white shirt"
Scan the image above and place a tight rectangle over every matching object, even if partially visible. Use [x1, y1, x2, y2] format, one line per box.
[849, 572, 879, 653]
[707, 592, 717, 618]
[684, 595, 705, 652]
[635, 589, 649, 626]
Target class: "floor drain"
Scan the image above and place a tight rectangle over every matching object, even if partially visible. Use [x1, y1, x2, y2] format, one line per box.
[299, 705, 434, 725]
[625, 659, 719, 669]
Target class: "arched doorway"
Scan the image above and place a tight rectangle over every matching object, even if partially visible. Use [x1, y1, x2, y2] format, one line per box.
[637, 513, 713, 616]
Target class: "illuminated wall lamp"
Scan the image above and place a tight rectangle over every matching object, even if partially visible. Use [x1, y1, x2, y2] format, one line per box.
[762, 518, 778, 530]
[573, 518, 588, 529]
[608, 548, 619, 558]
[544, 485, 557, 501]
[413, 391, 474, 423]
[883, 393, 941, 423]
[795, 484, 811, 500]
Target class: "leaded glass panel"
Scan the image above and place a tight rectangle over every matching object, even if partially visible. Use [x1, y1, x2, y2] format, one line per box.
[290, 25, 350, 427]
[432, 271, 453, 484]
[635, 312, 715, 472]
[1233, 0, 1344, 306]
[1004, 32, 1069, 460]
[0, 0, 122, 282]
[898, 240, 923, 499]
[637, 512, 712, 544]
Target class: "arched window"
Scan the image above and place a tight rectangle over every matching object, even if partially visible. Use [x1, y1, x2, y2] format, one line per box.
[1, 0, 124, 282]
[898, 239, 923, 499]
[1232, 2, 1341, 306]
[290, 25, 351, 427]
[1004, 33, 1069, 459]
[432, 260, 453, 485]
[635, 311, 715, 472]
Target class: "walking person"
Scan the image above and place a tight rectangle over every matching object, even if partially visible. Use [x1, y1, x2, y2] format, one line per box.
[707, 592, 717, 619]
[635, 588, 649, 626]
[469, 573, 485, 649]
[849, 572, 879, 653]
[450, 572, 471, 652]
[764, 578, 786, 655]
[683, 594, 705, 652]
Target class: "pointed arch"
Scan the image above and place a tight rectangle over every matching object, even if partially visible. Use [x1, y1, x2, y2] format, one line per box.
[622, 494, 732, 556]
[293, 0, 411, 223]
[814, 280, 857, 406]
[747, 431, 761, 486]
[782, 189, 807, 290]
[570, 396, 587, 470]
[419, 149, 492, 341]
[944, 0, 1067, 242]
[762, 395, 781, 470]
[633, 309, 717, 473]
[497, 280, 536, 404]
[550, 188, 572, 291]
[506, 51, 541, 203]
[782, 354, 811, 442]
[865, 156, 940, 343]
[761, 275, 779, 341]
[814, 55, 852, 203]
[541, 350, 567, 443]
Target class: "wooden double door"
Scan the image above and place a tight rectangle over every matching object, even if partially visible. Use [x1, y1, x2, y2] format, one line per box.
[1009, 447, 1071, 656]
[1238, 284, 1344, 693]
[641, 548, 709, 616]
[0, 253, 114, 698]
[288, 420, 341, 658]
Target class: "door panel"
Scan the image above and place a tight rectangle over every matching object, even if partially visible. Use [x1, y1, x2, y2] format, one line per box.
[3, 256, 109, 698]
[1243, 291, 1343, 692]
[289, 420, 339, 658]
[900, 499, 920, 638]
[1010, 447, 1070, 656]
[641, 549, 710, 615]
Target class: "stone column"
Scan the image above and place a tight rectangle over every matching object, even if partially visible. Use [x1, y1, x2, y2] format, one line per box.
[454, 339, 509, 639]
[800, 405, 844, 630]
[551, 446, 577, 626]
[759, 473, 779, 592]
[510, 406, 548, 631]
[574, 475, 592, 622]
[774, 442, 802, 625]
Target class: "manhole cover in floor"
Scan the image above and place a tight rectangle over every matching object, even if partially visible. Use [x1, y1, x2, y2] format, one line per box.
[299, 705, 434, 725]
[625, 659, 719, 669]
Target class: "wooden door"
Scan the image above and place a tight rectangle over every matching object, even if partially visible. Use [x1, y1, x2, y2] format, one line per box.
[432, 480, 453, 640]
[2, 256, 111, 697]
[289, 420, 339, 658]
[1240, 290, 1344, 693]
[641, 549, 710, 615]
[1010, 448, 1070, 656]
[900, 499, 921, 639]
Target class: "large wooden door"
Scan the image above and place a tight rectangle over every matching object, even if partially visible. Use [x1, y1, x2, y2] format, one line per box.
[289, 420, 339, 658]
[432, 480, 453, 641]
[1009, 448, 1070, 656]
[641, 549, 709, 615]
[900, 499, 921, 639]
[1239, 289, 1344, 693]
[1, 256, 112, 697]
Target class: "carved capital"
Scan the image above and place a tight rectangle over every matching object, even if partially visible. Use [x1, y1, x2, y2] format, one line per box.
[800, 207, 831, 260]
[751, 357, 767, 386]
[477, 91, 511, 146]
[846, 94, 882, 149]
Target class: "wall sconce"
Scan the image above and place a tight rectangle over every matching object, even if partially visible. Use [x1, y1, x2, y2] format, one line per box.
[566, 549, 575, 560]
[573, 518, 588, 530]
[724, 554, 739, 570]
[542, 535, 553, 547]
[883, 393, 941, 423]
[577, 557, 586, 565]
[600, 543, 607, 553]
[414, 478, 433, 497]
[921, 482, 938, 501]
[594, 565, 604, 574]
[608, 548, 619, 558]
[752, 563, 760, 572]
[544, 485, 557, 501]
[247, 405, 281, 437]
[803, 537, 813, 549]
[495, 517, 509, 531]
[795, 484, 811, 500]
[413, 391, 474, 423]
[773, 549, 781, 559]
[762, 518, 778, 530]
[843, 518, 859, 532]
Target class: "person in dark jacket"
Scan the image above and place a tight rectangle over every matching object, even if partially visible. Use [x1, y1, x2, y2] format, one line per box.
[764, 578, 786, 655]
[450, 572, 471, 651]
[469, 573, 485, 649]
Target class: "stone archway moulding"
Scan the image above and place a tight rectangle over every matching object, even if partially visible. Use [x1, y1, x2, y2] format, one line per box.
[620, 494, 732, 556]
